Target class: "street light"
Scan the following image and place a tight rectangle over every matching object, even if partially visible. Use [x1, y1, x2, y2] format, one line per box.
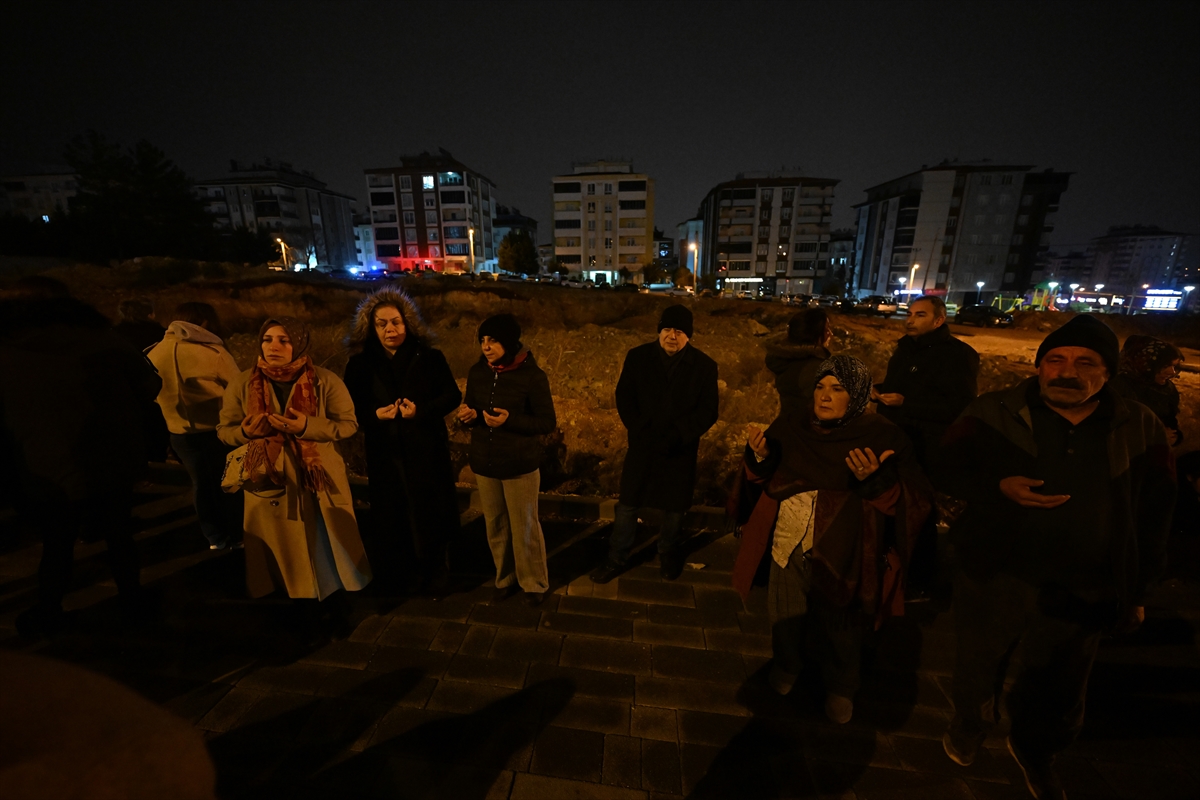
[1047, 281, 1058, 309]
[909, 263, 920, 295]
[468, 227, 476, 275]
[275, 238, 287, 268]
[1095, 284, 1104, 291]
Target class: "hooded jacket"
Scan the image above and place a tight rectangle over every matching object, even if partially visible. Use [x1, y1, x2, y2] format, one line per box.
[763, 337, 830, 416]
[146, 321, 241, 434]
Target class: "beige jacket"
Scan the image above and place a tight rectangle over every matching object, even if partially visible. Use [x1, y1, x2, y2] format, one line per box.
[147, 321, 241, 434]
[217, 365, 371, 599]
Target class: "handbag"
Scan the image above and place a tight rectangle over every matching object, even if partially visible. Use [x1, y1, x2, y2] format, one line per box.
[220, 444, 249, 493]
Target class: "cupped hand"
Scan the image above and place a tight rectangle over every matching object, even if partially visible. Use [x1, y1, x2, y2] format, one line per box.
[376, 403, 400, 420]
[746, 426, 770, 460]
[242, 412, 273, 439]
[483, 408, 509, 428]
[998, 476, 1070, 508]
[456, 404, 478, 424]
[845, 447, 894, 479]
[398, 399, 417, 419]
[268, 407, 308, 436]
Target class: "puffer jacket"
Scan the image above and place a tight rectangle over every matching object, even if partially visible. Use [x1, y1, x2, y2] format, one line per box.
[146, 321, 241, 434]
[462, 349, 556, 479]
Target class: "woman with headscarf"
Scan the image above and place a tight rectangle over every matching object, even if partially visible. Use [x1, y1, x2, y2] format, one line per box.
[455, 314, 557, 607]
[732, 355, 932, 724]
[343, 287, 461, 597]
[1109, 334, 1184, 445]
[218, 317, 371, 626]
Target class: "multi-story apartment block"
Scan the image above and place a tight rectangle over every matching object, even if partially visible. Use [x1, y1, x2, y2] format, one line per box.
[676, 218, 703, 279]
[852, 161, 1071, 305]
[492, 205, 539, 253]
[351, 212, 378, 272]
[1083, 225, 1197, 295]
[0, 168, 78, 221]
[363, 149, 497, 273]
[694, 173, 838, 297]
[552, 161, 655, 284]
[197, 159, 356, 269]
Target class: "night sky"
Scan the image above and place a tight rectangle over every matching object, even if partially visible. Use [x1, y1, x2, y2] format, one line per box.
[5, 1, 1197, 250]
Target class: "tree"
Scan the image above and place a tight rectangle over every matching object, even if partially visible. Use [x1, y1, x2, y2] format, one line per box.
[672, 266, 694, 288]
[618, 266, 634, 284]
[697, 273, 717, 291]
[497, 229, 539, 275]
[642, 263, 666, 285]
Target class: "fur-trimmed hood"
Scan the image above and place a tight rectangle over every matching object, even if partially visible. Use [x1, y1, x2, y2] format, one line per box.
[347, 286, 436, 352]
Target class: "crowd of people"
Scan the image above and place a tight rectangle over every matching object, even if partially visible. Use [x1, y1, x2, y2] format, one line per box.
[1, 278, 1194, 800]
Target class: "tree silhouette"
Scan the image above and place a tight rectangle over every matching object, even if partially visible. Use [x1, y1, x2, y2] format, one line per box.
[497, 229, 539, 275]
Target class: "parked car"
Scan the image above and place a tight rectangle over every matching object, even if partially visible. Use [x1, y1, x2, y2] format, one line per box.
[955, 305, 1014, 327]
[735, 290, 753, 300]
[613, 283, 641, 292]
[854, 295, 899, 317]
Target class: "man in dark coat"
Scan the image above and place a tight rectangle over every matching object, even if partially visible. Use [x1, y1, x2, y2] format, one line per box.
[591, 304, 719, 583]
[873, 295, 979, 594]
[939, 315, 1175, 800]
[763, 307, 832, 418]
[0, 287, 162, 638]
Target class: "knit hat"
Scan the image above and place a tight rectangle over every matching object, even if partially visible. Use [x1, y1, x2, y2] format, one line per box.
[813, 355, 873, 427]
[478, 313, 522, 356]
[658, 304, 694, 338]
[258, 316, 310, 359]
[1035, 315, 1119, 376]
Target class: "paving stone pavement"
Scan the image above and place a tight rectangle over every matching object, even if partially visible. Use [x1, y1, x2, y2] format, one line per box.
[1, 473, 1198, 799]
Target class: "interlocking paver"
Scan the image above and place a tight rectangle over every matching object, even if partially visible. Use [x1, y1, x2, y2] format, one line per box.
[511, 771, 648, 799]
[641, 739, 682, 795]
[618, 578, 695, 608]
[559, 594, 648, 620]
[635, 676, 750, 717]
[646, 604, 739, 629]
[551, 694, 632, 735]
[429, 621, 471, 652]
[469, 601, 546, 629]
[675, 710, 749, 748]
[632, 620, 706, 649]
[196, 686, 266, 732]
[543, 611, 634, 640]
[299, 639, 376, 669]
[348, 613, 391, 643]
[630, 705, 677, 742]
[447, 653, 530, 688]
[458, 624, 499, 656]
[562, 637, 653, 675]
[702, 628, 773, 657]
[530, 725, 606, 781]
[426, 679, 517, 714]
[364, 645, 451, 678]
[490, 627, 566, 664]
[376, 616, 443, 649]
[652, 644, 746, 683]
[526, 663, 637, 702]
[602, 734, 642, 788]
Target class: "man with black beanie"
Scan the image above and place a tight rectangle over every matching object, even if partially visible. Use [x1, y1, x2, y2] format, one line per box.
[591, 304, 719, 583]
[938, 314, 1175, 799]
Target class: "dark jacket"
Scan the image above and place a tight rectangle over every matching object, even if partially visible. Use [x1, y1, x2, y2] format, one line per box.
[877, 324, 979, 470]
[763, 338, 830, 417]
[462, 350, 556, 479]
[617, 341, 720, 513]
[0, 296, 163, 506]
[1108, 373, 1181, 440]
[940, 378, 1176, 614]
[343, 339, 462, 536]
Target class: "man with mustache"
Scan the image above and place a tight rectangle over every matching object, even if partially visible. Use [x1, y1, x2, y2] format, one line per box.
[938, 315, 1176, 800]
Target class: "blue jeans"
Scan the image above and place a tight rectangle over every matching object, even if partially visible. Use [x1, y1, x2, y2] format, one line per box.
[605, 502, 685, 566]
[171, 431, 243, 548]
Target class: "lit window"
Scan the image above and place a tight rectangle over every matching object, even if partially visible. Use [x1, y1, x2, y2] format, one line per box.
[422, 175, 434, 190]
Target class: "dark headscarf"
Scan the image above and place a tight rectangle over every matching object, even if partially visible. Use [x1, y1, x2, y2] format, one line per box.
[258, 317, 310, 360]
[813, 354, 873, 428]
[1119, 335, 1183, 382]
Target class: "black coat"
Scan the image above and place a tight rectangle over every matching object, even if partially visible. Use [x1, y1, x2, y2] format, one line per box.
[763, 339, 830, 418]
[617, 341, 720, 513]
[343, 340, 462, 545]
[462, 350, 556, 479]
[877, 324, 979, 471]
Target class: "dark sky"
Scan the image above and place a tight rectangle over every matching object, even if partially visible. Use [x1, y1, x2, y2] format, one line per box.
[5, 1, 1198, 250]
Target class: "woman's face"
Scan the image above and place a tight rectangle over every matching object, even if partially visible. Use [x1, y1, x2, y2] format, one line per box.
[1154, 359, 1182, 386]
[481, 336, 505, 364]
[261, 325, 294, 365]
[813, 375, 851, 421]
[373, 305, 407, 352]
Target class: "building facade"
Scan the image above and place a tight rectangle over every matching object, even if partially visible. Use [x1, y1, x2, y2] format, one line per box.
[552, 161, 655, 284]
[676, 218, 703, 281]
[694, 173, 838, 297]
[363, 149, 497, 273]
[351, 212, 379, 272]
[826, 228, 856, 295]
[852, 161, 1071, 305]
[1083, 226, 1197, 296]
[197, 159, 356, 269]
[0, 168, 78, 221]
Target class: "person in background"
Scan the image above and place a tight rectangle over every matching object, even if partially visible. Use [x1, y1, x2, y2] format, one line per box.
[1, 283, 162, 638]
[146, 302, 243, 551]
[1109, 334, 1184, 445]
[939, 315, 1175, 800]
[218, 317, 370, 633]
[114, 298, 170, 463]
[872, 295, 979, 597]
[764, 307, 833, 417]
[590, 305, 720, 584]
[732, 355, 931, 724]
[456, 314, 557, 606]
[344, 287, 461, 598]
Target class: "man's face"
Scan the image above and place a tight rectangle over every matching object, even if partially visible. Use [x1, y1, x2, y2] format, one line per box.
[659, 327, 689, 355]
[905, 299, 944, 337]
[1038, 346, 1109, 409]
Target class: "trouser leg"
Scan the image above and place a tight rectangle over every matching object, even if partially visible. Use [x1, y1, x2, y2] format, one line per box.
[768, 551, 810, 678]
[814, 593, 864, 697]
[906, 516, 938, 593]
[605, 502, 640, 565]
[657, 510, 686, 554]
[502, 470, 549, 593]
[477, 475, 517, 589]
[173, 432, 237, 547]
[98, 490, 141, 596]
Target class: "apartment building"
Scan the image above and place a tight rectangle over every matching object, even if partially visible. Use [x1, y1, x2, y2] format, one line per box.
[0, 168, 78, 221]
[363, 148, 497, 273]
[552, 161, 655, 284]
[196, 159, 356, 269]
[694, 172, 839, 297]
[1083, 225, 1197, 295]
[852, 161, 1071, 305]
[493, 205, 539, 251]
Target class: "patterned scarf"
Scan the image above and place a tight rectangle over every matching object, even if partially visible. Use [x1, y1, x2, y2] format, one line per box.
[1119, 335, 1182, 382]
[813, 355, 873, 428]
[243, 354, 330, 493]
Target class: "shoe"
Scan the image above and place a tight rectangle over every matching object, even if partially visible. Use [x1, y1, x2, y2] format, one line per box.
[1006, 737, 1066, 800]
[824, 694, 854, 724]
[493, 585, 519, 603]
[589, 561, 625, 585]
[524, 591, 546, 607]
[767, 662, 797, 696]
[15, 604, 67, 639]
[659, 548, 684, 581]
[942, 730, 979, 767]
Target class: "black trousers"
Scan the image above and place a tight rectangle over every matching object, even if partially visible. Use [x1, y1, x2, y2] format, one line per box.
[37, 490, 141, 609]
[950, 571, 1104, 765]
[367, 459, 449, 587]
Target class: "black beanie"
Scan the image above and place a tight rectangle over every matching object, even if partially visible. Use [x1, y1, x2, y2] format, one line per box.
[478, 313, 522, 357]
[658, 304, 694, 338]
[1035, 315, 1119, 376]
